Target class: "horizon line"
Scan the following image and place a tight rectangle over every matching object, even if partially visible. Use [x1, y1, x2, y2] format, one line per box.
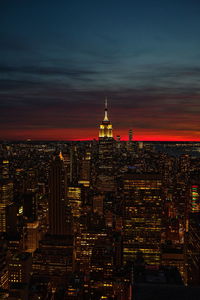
[1, 139, 200, 143]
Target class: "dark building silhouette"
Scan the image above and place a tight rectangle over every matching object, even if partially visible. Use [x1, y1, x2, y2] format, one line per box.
[23, 192, 38, 222]
[187, 213, 200, 285]
[48, 153, 68, 236]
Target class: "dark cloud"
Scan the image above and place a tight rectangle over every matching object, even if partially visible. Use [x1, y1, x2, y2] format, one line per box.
[0, 55, 200, 138]
[0, 79, 46, 91]
[0, 64, 98, 79]
[0, 78, 199, 134]
[0, 32, 31, 53]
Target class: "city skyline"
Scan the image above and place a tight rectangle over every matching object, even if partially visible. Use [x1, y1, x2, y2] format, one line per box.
[1, 138, 200, 298]
[1, 1, 200, 141]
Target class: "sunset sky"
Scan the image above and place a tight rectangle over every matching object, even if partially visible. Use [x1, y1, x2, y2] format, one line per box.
[1, 0, 200, 140]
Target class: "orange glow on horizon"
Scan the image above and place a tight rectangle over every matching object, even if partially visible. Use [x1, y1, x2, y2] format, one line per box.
[0, 128, 200, 141]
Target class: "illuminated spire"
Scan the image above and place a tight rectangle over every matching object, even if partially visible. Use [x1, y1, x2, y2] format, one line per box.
[99, 98, 113, 138]
[103, 97, 109, 121]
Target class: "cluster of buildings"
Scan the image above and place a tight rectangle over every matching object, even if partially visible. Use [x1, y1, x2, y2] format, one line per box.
[0, 101, 200, 299]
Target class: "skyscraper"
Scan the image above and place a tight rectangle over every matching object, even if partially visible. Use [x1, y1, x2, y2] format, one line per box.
[32, 153, 74, 288]
[187, 213, 200, 285]
[0, 179, 13, 233]
[123, 173, 163, 265]
[99, 98, 113, 139]
[97, 99, 116, 191]
[48, 153, 68, 236]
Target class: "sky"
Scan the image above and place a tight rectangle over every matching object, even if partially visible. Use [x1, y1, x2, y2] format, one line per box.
[1, 0, 200, 141]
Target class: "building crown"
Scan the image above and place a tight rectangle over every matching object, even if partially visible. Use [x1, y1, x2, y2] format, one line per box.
[99, 98, 113, 138]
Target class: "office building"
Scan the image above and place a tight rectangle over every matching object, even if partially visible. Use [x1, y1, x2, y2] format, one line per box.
[123, 173, 163, 265]
[0, 179, 13, 233]
[48, 153, 68, 236]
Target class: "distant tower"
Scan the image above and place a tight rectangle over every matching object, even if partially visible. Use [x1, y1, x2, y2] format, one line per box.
[97, 99, 115, 190]
[99, 98, 113, 139]
[116, 135, 121, 142]
[129, 129, 133, 142]
[116, 135, 121, 149]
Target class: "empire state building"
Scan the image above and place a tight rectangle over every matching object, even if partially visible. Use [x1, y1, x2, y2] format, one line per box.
[97, 99, 116, 191]
[99, 99, 113, 139]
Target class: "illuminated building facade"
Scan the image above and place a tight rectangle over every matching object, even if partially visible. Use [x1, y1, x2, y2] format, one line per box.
[75, 232, 107, 272]
[0, 179, 13, 233]
[8, 253, 32, 300]
[8, 252, 32, 285]
[190, 184, 200, 213]
[26, 221, 40, 253]
[67, 186, 82, 218]
[123, 173, 163, 265]
[62, 151, 71, 183]
[78, 150, 91, 187]
[1, 160, 9, 179]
